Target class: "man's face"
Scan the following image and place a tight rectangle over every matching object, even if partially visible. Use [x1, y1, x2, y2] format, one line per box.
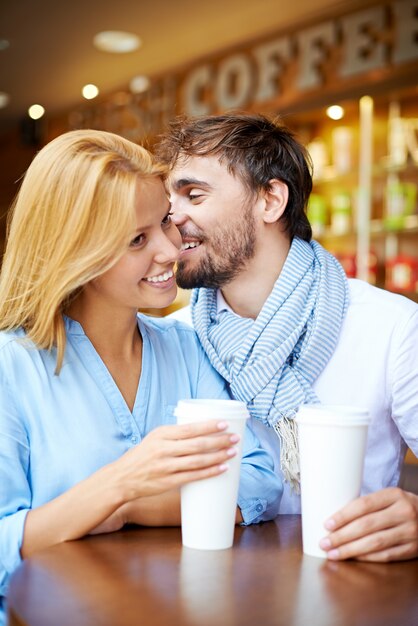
[167, 155, 257, 289]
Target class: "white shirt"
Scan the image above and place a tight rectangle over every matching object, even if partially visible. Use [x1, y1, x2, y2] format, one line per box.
[170, 279, 418, 513]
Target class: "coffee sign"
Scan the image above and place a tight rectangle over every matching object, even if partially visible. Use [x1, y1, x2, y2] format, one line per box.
[183, 0, 418, 115]
[70, 0, 418, 141]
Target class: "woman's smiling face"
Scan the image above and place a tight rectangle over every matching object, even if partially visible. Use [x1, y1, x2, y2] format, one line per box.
[84, 176, 181, 312]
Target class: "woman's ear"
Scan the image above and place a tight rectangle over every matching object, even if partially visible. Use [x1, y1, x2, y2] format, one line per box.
[261, 179, 289, 224]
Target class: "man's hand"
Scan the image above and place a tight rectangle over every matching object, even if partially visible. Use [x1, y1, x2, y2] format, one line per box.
[319, 487, 418, 562]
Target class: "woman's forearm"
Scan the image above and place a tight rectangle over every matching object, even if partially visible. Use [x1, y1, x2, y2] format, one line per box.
[21, 420, 238, 556]
[123, 492, 243, 527]
[123, 490, 181, 526]
[21, 462, 126, 558]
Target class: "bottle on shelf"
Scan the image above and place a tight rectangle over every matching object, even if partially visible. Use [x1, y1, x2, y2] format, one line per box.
[330, 190, 352, 235]
[385, 255, 418, 294]
[307, 193, 328, 238]
[332, 126, 353, 175]
[384, 175, 417, 230]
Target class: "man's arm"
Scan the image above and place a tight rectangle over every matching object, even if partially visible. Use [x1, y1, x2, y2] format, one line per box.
[320, 307, 418, 562]
[319, 487, 418, 561]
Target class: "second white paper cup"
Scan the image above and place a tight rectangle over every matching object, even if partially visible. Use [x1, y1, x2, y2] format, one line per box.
[174, 399, 249, 550]
[296, 405, 370, 558]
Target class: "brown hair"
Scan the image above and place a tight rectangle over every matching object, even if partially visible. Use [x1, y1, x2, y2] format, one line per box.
[156, 112, 313, 241]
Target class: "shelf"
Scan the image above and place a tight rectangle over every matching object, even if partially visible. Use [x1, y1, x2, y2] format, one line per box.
[375, 158, 418, 177]
[370, 215, 418, 236]
[316, 229, 355, 241]
[313, 166, 357, 185]
[313, 160, 418, 185]
[315, 215, 418, 242]
[293, 88, 418, 305]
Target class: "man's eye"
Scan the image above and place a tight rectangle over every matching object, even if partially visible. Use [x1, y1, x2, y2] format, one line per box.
[130, 234, 145, 247]
[188, 192, 203, 202]
[162, 211, 173, 225]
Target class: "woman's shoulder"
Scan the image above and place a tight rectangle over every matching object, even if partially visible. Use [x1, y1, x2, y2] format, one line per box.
[138, 313, 197, 340]
[137, 313, 203, 358]
[0, 329, 32, 384]
[0, 327, 26, 352]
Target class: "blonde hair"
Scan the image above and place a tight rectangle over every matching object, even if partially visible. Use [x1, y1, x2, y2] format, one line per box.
[0, 129, 166, 372]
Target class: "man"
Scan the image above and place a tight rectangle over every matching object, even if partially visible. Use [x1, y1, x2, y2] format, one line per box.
[156, 113, 418, 562]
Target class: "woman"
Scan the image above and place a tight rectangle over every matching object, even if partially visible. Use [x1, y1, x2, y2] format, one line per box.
[0, 130, 281, 618]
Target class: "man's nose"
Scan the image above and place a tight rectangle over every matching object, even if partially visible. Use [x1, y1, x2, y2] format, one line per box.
[170, 203, 187, 225]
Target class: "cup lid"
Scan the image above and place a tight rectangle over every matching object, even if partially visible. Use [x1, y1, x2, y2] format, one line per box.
[295, 404, 370, 426]
[174, 399, 249, 420]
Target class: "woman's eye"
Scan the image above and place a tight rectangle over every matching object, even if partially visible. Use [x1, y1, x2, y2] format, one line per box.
[130, 234, 145, 247]
[161, 211, 173, 225]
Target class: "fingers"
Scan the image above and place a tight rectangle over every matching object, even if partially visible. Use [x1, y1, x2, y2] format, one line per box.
[151, 421, 241, 457]
[172, 432, 240, 456]
[321, 522, 418, 562]
[324, 488, 402, 531]
[319, 488, 418, 562]
[165, 445, 238, 473]
[146, 439, 238, 480]
[165, 463, 231, 488]
[122, 421, 242, 499]
[158, 420, 230, 440]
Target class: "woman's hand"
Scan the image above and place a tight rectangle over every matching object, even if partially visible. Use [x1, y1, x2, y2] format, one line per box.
[113, 419, 239, 502]
[22, 420, 239, 557]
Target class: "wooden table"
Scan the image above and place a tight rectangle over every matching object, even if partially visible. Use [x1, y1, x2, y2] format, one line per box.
[7, 516, 418, 626]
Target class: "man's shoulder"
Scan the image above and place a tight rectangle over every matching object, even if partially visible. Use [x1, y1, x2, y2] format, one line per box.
[347, 279, 418, 318]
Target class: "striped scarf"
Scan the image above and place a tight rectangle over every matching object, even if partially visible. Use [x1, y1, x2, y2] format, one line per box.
[191, 238, 349, 490]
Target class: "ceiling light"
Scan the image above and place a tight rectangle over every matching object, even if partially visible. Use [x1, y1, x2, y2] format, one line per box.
[0, 92, 10, 108]
[28, 104, 45, 120]
[129, 75, 150, 94]
[326, 105, 345, 121]
[82, 84, 99, 100]
[93, 31, 141, 53]
[0, 39, 9, 51]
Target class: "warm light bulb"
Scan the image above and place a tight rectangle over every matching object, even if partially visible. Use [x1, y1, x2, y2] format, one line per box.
[129, 75, 150, 94]
[326, 105, 345, 121]
[0, 92, 10, 108]
[93, 31, 141, 53]
[28, 104, 45, 120]
[82, 84, 99, 100]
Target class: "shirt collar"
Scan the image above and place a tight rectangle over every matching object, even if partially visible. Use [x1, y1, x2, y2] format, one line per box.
[216, 289, 234, 315]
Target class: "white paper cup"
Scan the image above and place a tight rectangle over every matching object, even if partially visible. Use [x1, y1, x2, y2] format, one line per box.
[174, 399, 249, 550]
[296, 405, 370, 558]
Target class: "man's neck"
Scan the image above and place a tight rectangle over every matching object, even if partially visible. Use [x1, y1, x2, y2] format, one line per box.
[221, 233, 291, 319]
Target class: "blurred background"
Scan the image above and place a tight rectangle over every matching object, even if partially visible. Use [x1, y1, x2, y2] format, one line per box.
[1, 0, 417, 305]
[0, 0, 417, 470]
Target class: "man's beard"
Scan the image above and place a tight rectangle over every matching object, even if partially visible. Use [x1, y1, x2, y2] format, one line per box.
[176, 207, 256, 290]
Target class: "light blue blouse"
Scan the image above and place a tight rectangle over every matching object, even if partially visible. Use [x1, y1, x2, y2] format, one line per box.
[0, 315, 282, 610]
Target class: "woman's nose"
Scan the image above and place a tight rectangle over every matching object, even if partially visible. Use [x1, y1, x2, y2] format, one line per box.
[154, 231, 181, 263]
